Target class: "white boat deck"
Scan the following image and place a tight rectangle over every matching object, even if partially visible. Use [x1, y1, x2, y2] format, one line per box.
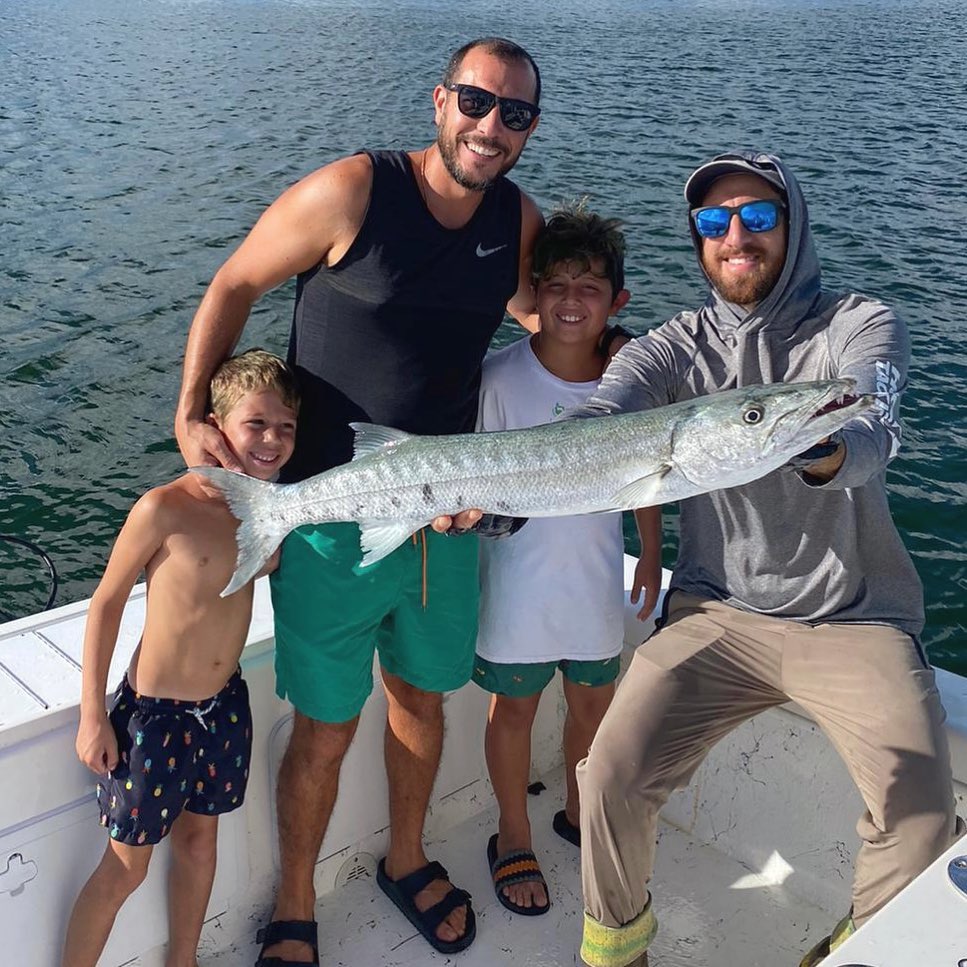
[202, 762, 829, 967]
[3, 563, 967, 966]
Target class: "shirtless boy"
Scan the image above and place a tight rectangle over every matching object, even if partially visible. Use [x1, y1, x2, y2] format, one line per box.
[61, 349, 299, 967]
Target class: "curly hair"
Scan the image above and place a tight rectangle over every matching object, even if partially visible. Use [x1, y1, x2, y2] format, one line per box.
[532, 202, 626, 295]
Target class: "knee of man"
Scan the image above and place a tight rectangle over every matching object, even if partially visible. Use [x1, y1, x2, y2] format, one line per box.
[579, 743, 638, 802]
[385, 676, 444, 718]
[882, 803, 962, 884]
[911, 805, 961, 857]
[291, 714, 358, 766]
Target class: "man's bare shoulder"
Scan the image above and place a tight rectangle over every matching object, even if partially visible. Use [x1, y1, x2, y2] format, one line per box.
[287, 153, 374, 223]
[519, 189, 543, 229]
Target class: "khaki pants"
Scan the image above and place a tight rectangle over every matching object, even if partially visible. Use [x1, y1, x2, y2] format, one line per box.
[578, 593, 958, 942]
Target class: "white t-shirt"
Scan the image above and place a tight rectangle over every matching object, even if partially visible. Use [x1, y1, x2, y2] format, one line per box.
[475, 336, 625, 664]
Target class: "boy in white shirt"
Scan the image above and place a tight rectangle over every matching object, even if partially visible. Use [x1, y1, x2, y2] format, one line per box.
[475, 207, 660, 915]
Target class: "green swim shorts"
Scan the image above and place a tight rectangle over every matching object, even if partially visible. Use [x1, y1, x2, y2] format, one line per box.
[270, 522, 480, 723]
[472, 653, 621, 698]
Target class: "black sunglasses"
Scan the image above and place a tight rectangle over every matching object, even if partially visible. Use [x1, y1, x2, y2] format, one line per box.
[445, 83, 540, 132]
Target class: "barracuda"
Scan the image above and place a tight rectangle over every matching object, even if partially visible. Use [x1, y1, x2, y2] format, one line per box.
[193, 378, 872, 595]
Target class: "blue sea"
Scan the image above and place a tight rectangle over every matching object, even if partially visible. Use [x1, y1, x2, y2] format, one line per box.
[1, 0, 965, 670]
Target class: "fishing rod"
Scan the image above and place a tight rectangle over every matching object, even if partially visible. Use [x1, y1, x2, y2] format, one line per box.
[0, 534, 59, 620]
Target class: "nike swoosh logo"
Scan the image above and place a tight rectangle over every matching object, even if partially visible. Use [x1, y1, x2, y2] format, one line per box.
[476, 242, 508, 258]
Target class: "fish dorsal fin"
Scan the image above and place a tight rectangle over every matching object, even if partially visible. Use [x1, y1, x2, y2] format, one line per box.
[349, 422, 413, 461]
[613, 466, 672, 509]
[357, 519, 431, 568]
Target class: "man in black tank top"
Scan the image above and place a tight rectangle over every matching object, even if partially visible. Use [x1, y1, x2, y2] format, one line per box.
[175, 38, 543, 964]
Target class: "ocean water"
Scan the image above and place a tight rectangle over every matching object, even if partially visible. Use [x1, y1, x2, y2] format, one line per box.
[1, 0, 965, 670]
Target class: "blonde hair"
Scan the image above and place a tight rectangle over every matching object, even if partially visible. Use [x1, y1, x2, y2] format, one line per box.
[209, 349, 300, 423]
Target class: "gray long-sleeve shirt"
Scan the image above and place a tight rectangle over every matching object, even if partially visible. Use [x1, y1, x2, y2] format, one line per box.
[577, 153, 924, 635]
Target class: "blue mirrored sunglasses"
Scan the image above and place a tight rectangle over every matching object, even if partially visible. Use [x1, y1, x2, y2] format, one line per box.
[691, 199, 786, 239]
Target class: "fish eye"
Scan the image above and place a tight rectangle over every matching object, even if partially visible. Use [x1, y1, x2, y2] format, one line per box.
[743, 405, 764, 425]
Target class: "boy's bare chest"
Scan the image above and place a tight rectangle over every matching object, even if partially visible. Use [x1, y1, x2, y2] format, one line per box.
[160, 510, 241, 591]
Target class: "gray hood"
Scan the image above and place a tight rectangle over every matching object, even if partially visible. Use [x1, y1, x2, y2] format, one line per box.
[687, 150, 823, 334]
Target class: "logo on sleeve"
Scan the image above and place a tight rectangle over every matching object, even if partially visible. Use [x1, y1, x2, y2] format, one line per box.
[874, 359, 902, 458]
[476, 242, 508, 258]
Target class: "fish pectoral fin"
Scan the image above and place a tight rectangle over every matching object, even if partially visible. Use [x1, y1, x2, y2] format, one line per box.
[357, 519, 429, 568]
[613, 466, 673, 509]
[349, 422, 414, 460]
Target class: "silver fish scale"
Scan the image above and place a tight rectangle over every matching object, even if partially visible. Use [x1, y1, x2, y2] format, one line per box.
[201, 378, 871, 594]
[281, 410, 680, 522]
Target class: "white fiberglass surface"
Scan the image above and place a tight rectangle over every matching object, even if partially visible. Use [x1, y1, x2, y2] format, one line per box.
[200, 764, 828, 967]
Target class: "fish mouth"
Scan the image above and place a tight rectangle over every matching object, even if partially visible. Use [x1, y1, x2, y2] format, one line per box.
[809, 392, 861, 420]
[768, 379, 872, 454]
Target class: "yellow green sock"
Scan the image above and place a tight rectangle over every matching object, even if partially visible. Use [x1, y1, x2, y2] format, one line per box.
[580, 900, 658, 967]
[830, 912, 856, 949]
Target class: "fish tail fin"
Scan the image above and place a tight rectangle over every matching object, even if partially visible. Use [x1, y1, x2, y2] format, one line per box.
[189, 467, 290, 596]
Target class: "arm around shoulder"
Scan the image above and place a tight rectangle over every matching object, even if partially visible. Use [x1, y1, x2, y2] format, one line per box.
[570, 331, 679, 419]
[175, 154, 374, 468]
[506, 191, 543, 333]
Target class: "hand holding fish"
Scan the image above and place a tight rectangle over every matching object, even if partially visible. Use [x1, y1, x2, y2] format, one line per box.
[430, 509, 483, 534]
[803, 448, 846, 482]
[790, 432, 847, 482]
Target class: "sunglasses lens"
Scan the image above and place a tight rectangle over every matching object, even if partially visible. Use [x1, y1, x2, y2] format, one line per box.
[693, 200, 781, 238]
[693, 208, 731, 238]
[456, 86, 496, 119]
[498, 100, 535, 131]
[451, 84, 537, 131]
[739, 201, 779, 233]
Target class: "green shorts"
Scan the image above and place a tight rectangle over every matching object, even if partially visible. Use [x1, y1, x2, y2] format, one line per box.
[472, 653, 621, 698]
[270, 522, 480, 723]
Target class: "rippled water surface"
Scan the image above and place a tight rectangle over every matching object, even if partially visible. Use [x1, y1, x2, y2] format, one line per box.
[2, 0, 965, 670]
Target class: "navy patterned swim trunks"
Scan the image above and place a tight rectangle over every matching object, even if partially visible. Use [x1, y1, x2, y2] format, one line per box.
[96, 669, 252, 846]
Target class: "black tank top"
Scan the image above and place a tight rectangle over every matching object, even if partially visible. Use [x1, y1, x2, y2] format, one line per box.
[282, 149, 522, 482]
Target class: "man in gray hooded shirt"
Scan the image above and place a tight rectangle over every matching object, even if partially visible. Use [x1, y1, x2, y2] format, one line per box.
[574, 151, 960, 967]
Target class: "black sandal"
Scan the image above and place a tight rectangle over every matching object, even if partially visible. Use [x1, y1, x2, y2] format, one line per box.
[552, 809, 581, 848]
[376, 857, 476, 954]
[487, 833, 550, 916]
[254, 919, 319, 966]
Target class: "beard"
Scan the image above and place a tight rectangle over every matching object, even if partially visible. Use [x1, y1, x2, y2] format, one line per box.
[702, 247, 784, 307]
[437, 125, 513, 192]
